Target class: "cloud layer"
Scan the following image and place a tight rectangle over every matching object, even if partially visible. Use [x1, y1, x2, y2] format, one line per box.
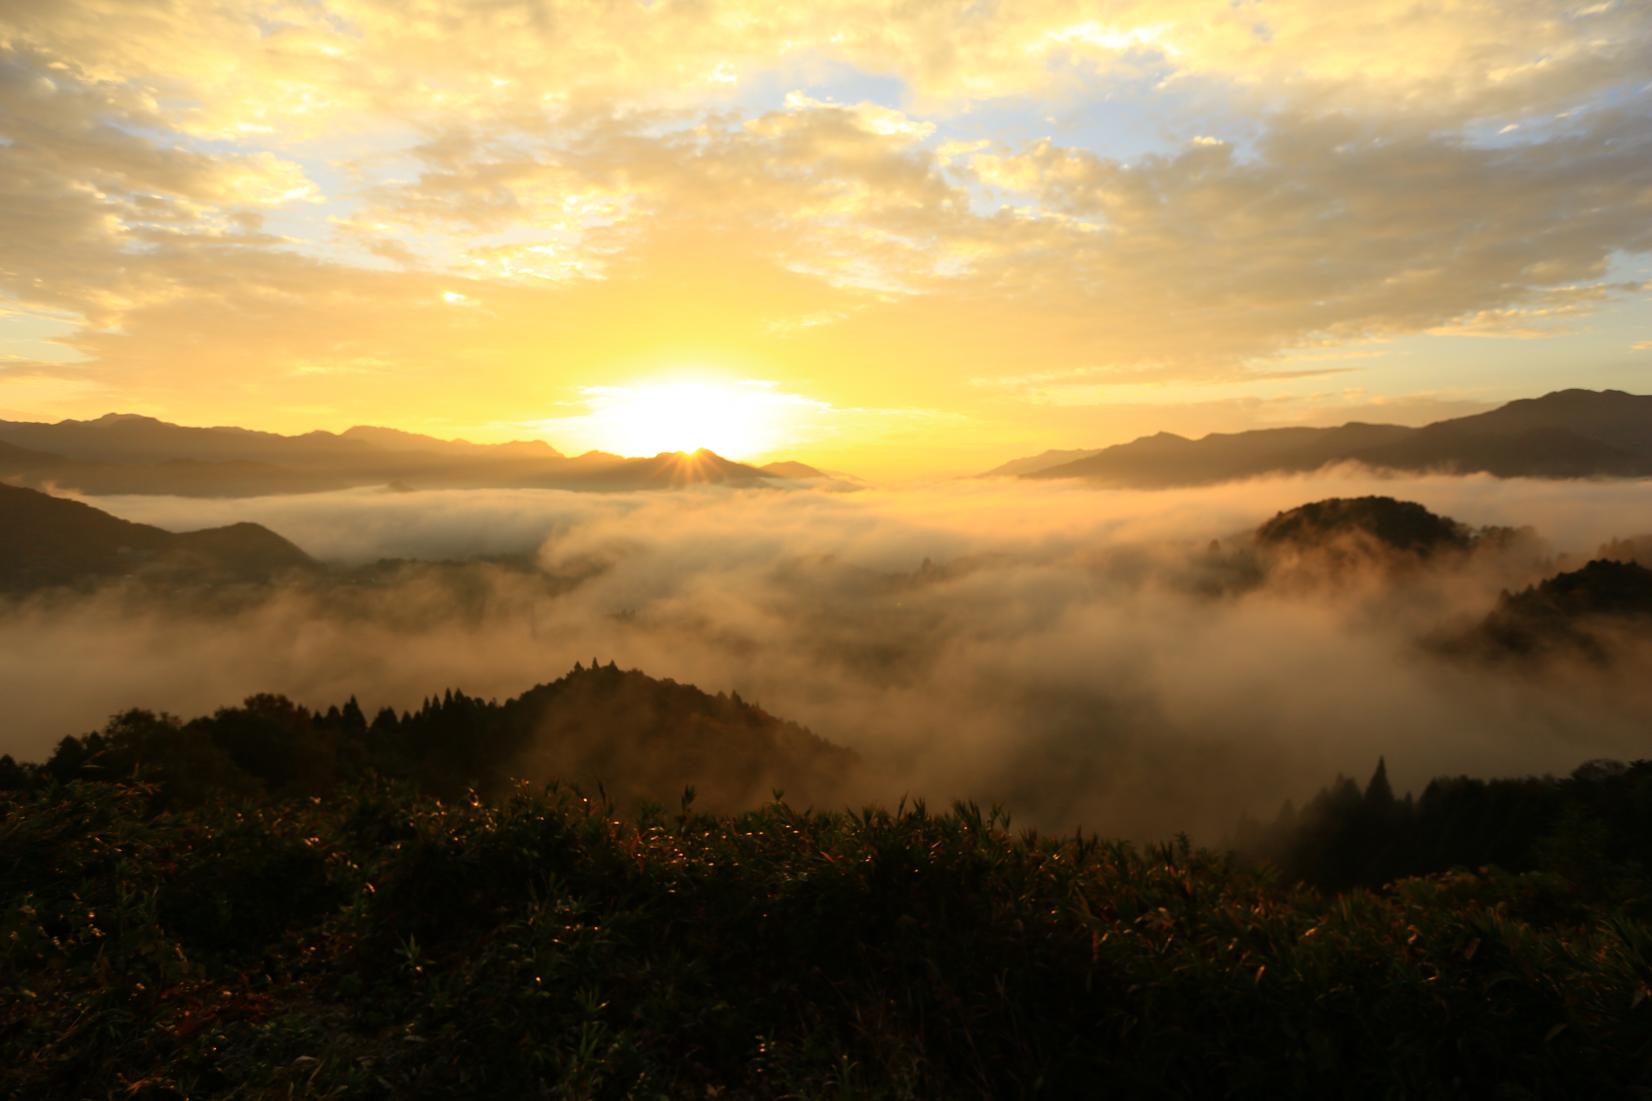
[7, 474, 1652, 840]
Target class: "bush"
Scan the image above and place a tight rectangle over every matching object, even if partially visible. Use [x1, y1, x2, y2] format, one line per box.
[4, 781, 1651, 1097]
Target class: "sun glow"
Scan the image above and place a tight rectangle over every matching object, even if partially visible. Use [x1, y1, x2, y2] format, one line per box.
[578, 378, 815, 459]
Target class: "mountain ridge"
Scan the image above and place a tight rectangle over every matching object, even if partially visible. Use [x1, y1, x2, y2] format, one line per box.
[0, 413, 829, 497]
[0, 482, 314, 590]
[997, 389, 1652, 486]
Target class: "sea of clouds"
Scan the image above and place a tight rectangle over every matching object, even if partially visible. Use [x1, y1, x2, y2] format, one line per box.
[6, 469, 1651, 839]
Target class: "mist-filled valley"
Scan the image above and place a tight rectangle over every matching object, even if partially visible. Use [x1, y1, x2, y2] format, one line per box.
[8, 469, 1651, 842]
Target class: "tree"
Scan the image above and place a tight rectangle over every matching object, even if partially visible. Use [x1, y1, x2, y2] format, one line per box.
[1364, 757, 1394, 809]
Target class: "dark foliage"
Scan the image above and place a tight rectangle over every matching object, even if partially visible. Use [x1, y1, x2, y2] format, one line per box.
[1256, 497, 1474, 557]
[1243, 757, 1652, 905]
[1460, 559, 1652, 660]
[5, 780, 1651, 1098]
[16, 663, 857, 814]
[8, 668, 1652, 1095]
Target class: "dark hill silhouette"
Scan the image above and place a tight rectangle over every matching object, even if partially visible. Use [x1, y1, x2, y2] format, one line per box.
[1002, 389, 1652, 486]
[1256, 497, 1474, 557]
[0, 413, 816, 496]
[0, 438, 64, 469]
[0, 412, 370, 466]
[339, 424, 561, 457]
[1357, 425, 1641, 478]
[559, 449, 771, 490]
[1414, 388, 1652, 457]
[32, 662, 858, 812]
[1234, 497, 1545, 592]
[1508, 559, 1652, 618]
[165, 523, 320, 577]
[1239, 755, 1652, 897]
[761, 459, 829, 479]
[1459, 560, 1652, 661]
[0, 412, 560, 465]
[496, 663, 856, 811]
[1031, 423, 1413, 486]
[978, 447, 1103, 478]
[0, 483, 313, 590]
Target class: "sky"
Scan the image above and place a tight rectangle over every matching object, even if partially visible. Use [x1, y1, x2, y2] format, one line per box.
[1, 1, 1650, 476]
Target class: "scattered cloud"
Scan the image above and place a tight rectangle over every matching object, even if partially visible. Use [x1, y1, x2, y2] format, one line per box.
[0, 3, 1649, 463]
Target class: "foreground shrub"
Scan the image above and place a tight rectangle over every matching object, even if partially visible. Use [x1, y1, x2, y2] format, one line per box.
[3, 782, 1650, 1098]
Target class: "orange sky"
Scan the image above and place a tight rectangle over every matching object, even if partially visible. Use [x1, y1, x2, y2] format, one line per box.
[1, 1, 1649, 475]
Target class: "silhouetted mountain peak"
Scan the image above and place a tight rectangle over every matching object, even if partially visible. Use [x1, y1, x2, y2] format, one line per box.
[341, 424, 562, 457]
[992, 388, 1652, 485]
[762, 460, 829, 479]
[467, 662, 858, 810]
[168, 522, 315, 574]
[976, 447, 1103, 478]
[1530, 388, 1632, 405]
[0, 484, 312, 590]
[1257, 497, 1473, 557]
[0, 413, 837, 494]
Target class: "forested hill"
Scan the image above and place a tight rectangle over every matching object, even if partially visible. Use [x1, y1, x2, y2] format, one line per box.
[1240, 756, 1652, 896]
[1447, 558, 1652, 662]
[4, 662, 858, 813]
[1255, 496, 1476, 556]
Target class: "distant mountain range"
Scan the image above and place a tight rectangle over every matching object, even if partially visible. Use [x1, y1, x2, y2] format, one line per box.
[0, 483, 313, 591]
[0, 412, 837, 497]
[985, 389, 1652, 485]
[761, 459, 831, 480]
[977, 448, 1106, 479]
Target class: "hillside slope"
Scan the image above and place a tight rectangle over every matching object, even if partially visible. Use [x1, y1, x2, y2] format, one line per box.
[30, 662, 859, 812]
[0, 484, 313, 590]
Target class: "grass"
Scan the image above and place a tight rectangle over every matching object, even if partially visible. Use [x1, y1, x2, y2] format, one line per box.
[4, 779, 1650, 1098]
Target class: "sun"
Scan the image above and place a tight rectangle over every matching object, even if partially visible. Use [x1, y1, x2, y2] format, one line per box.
[581, 378, 807, 459]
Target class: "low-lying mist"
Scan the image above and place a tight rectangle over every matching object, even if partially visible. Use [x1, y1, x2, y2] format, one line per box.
[9, 468, 1652, 840]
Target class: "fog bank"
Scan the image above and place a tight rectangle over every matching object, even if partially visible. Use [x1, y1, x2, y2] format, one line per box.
[8, 471, 1652, 839]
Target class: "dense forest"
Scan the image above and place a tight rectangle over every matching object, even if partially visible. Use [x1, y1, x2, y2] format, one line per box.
[1238, 757, 1652, 899]
[12, 666, 1652, 905]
